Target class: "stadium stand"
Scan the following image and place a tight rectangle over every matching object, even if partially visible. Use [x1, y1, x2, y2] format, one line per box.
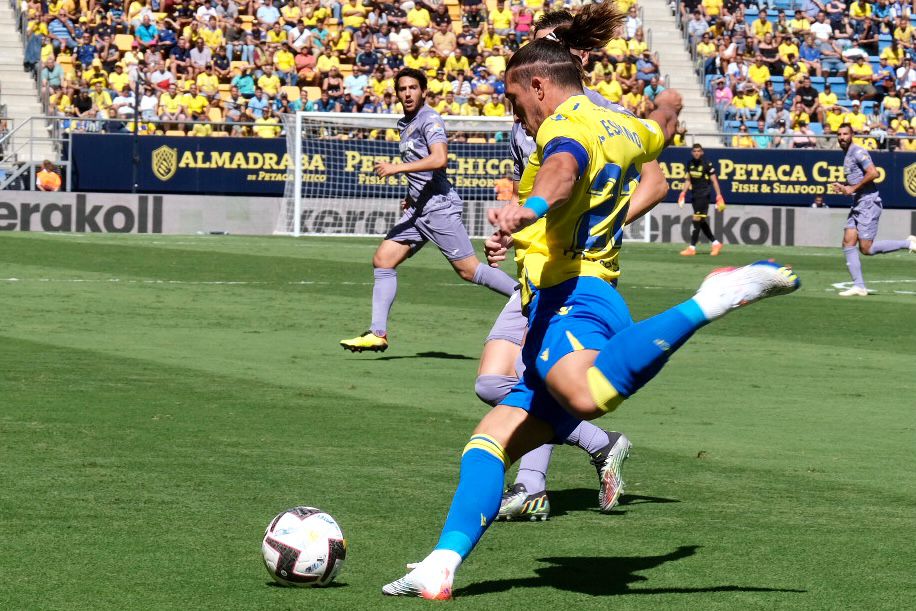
[5, 0, 677, 140]
[679, 0, 916, 149]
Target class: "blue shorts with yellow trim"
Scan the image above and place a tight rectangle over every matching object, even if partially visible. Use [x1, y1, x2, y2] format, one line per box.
[501, 276, 634, 441]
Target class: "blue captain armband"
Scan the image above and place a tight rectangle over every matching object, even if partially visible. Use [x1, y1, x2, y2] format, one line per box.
[542, 137, 589, 179]
[523, 195, 549, 218]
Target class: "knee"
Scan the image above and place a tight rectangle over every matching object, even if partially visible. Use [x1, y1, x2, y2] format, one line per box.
[859, 244, 872, 256]
[475, 374, 516, 406]
[456, 264, 478, 282]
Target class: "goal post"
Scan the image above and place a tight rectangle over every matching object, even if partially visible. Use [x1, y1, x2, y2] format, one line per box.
[279, 111, 652, 242]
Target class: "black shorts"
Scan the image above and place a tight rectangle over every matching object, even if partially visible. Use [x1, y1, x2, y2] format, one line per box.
[691, 188, 712, 217]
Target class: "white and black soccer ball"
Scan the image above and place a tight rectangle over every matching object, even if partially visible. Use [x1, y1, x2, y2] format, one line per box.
[262, 506, 347, 587]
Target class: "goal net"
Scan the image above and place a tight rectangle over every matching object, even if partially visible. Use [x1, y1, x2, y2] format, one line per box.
[279, 111, 652, 243]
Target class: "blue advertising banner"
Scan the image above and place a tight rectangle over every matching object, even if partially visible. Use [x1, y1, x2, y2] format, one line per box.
[71, 133, 916, 208]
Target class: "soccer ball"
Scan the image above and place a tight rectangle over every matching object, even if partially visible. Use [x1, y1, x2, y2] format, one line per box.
[261, 506, 347, 587]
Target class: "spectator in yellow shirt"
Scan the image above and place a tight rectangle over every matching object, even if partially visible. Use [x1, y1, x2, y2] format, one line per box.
[788, 10, 810, 36]
[783, 54, 810, 83]
[201, 17, 224, 49]
[701, 0, 722, 21]
[253, 108, 281, 137]
[696, 33, 717, 61]
[778, 37, 800, 64]
[605, 36, 628, 62]
[182, 83, 209, 119]
[257, 64, 281, 97]
[435, 91, 460, 115]
[484, 48, 507, 77]
[818, 83, 838, 108]
[342, 0, 368, 28]
[595, 71, 623, 103]
[627, 28, 648, 57]
[196, 64, 219, 97]
[846, 101, 869, 132]
[406, 2, 431, 29]
[752, 10, 773, 41]
[847, 56, 877, 99]
[90, 81, 112, 116]
[748, 55, 772, 87]
[731, 123, 757, 148]
[489, 0, 513, 37]
[158, 82, 185, 122]
[444, 49, 470, 76]
[274, 44, 297, 86]
[482, 94, 505, 116]
[899, 126, 916, 151]
[108, 63, 131, 93]
[824, 105, 847, 133]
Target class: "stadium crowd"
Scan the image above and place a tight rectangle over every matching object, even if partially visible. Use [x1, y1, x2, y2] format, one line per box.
[682, 0, 916, 149]
[19, 0, 669, 138]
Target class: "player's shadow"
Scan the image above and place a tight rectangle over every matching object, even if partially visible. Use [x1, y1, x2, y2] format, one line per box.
[456, 545, 806, 598]
[545, 488, 680, 517]
[375, 351, 475, 361]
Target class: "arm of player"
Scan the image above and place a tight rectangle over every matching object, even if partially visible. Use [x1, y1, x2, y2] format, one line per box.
[831, 159, 879, 195]
[490, 152, 578, 234]
[375, 142, 447, 177]
[626, 160, 668, 223]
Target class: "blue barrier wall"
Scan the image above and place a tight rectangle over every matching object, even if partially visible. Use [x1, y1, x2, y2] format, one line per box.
[71, 134, 916, 208]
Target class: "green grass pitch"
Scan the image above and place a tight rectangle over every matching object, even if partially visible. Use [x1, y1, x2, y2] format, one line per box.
[1, 232, 915, 610]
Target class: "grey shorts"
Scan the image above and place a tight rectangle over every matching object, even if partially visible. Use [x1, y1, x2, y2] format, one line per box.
[385, 193, 475, 261]
[485, 288, 527, 345]
[845, 195, 883, 241]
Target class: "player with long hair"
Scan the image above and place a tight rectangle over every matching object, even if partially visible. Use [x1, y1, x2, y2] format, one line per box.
[383, 13, 799, 599]
[475, 3, 682, 521]
[339, 68, 519, 353]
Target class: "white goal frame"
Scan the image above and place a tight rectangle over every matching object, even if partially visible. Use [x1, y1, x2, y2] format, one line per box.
[283, 111, 652, 243]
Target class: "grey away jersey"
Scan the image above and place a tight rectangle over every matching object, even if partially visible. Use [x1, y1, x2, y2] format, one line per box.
[844, 143, 879, 201]
[397, 105, 454, 203]
[509, 88, 634, 180]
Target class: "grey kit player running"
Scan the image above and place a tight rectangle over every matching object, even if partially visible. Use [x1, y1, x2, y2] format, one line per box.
[831, 124, 916, 297]
[340, 68, 518, 353]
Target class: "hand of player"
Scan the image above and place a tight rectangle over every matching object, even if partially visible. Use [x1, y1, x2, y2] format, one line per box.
[375, 161, 400, 178]
[677, 192, 686, 208]
[484, 231, 513, 267]
[830, 182, 851, 195]
[715, 194, 726, 212]
[488, 202, 538, 234]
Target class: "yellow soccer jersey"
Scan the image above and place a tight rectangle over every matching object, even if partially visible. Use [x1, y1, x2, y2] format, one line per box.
[514, 95, 664, 296]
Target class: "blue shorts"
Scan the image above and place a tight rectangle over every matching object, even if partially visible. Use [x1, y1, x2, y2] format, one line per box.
[501, 277, 634, 441]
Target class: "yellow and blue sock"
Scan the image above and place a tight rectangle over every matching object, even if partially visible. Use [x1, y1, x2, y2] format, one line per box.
[589, 300, 707, 408]
[434, 434, 508, 559]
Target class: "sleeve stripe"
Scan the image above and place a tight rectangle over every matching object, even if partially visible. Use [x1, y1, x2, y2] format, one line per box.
[543, 137, 589, 180]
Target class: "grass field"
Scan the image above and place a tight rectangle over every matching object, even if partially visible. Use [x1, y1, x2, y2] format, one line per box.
[1, 232, 915, 610]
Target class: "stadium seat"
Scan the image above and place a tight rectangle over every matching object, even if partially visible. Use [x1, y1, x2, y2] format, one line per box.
[705, 74, 717, 93]
[861, 100, 876, 114]
[207, 107, 223, 122]
[303, 86, 322, 100]
[809, 122, 824, 135]
[810, 76, 825, 92]
[210, 131, 228, 137]
[879, 34, 892, 54]
[827, 77, 847, 99]
[281, 85, 300, 101]
[165, 130, 186, 136]
[724, 120, 743, 132]
[114, 34, 135, 52]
